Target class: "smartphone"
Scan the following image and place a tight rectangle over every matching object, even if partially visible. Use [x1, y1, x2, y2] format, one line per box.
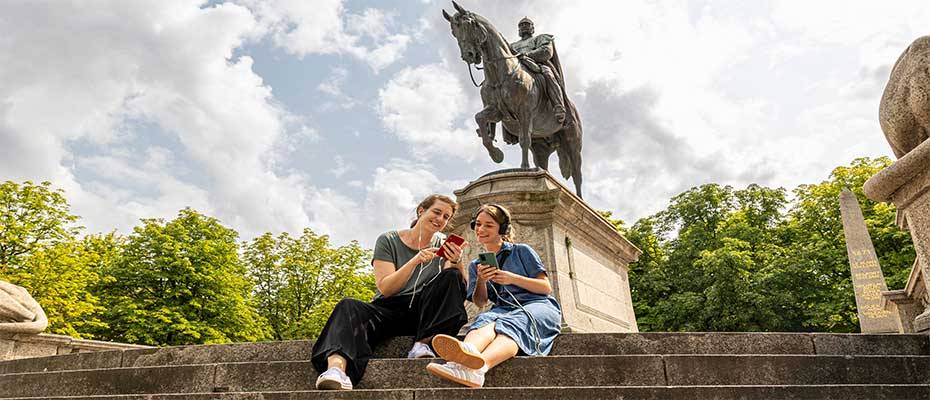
[477, 252, 498, 268]
[435, 234, 465, 258]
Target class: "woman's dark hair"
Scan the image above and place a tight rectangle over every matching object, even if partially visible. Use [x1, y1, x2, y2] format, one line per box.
[474, 204, 515, 242]
[409, 194, 458, 228]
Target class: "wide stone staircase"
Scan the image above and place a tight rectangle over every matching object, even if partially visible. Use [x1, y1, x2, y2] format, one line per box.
[1, 332, 929, 399]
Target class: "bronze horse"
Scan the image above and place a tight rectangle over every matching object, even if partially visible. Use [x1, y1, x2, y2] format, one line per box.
[443, 2, 584, 197]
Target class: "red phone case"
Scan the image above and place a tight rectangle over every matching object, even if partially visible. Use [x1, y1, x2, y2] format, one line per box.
[435, 234, 465, 258]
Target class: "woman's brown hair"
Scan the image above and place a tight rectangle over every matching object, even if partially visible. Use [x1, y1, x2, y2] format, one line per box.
[474, 204, 515, 242]
[409, 194, 458, 228]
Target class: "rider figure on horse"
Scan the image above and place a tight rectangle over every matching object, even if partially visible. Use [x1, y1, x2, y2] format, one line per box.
[510, 17, 568, 126]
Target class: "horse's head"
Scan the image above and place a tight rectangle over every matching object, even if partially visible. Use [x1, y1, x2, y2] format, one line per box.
[443, 2, 488, 65]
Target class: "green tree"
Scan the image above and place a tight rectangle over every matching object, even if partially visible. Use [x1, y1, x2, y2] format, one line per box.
[0, 181, 107, 338]
[96, 208, 271, 345]
[780, 157, 914, 331]
[622, 158, 915, 333]
[1, 237, 113, 338]
[625, 183, 796, 331]
[0, 181, 80, 269]
[243, 229, 374, 340]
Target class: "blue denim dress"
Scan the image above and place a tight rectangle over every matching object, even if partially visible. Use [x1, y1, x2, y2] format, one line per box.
[466, 242, 562, 356]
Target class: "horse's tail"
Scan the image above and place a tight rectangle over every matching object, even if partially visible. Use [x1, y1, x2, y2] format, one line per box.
[557, 139, 572, 179]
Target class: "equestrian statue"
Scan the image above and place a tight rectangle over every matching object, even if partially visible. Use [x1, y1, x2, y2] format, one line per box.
[443, 2, 584, 197]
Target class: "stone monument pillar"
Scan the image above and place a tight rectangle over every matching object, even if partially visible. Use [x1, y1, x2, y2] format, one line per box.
[865, 139, 930, 332]
[838, 189, 898, 332]
[450, 168, 642, 332]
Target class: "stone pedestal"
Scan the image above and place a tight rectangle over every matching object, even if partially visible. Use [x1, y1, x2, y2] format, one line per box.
[451, 168, 642, 333]
[866, 138, 930, 333]
[881, 261, 925, 333]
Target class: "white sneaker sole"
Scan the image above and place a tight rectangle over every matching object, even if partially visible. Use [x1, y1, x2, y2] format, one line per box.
[315, 376, 352, 390]
[431, 334, 486, 370]
[426, 362, 483, 388]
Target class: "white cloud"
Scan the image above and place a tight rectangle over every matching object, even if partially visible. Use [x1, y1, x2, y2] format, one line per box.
[317, 66, 356, 110]
[0, 0, 314, 239]
[241, 0, 412, 71]
[306, 159, 467, 246]
[330, 155, 354, 178]
[378, 63, 486, 161]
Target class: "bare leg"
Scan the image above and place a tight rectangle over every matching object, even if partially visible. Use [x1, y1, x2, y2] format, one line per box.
[327, 353, 348, 371]
[480, 335, 519, 369]
[463, 323, 497, 353]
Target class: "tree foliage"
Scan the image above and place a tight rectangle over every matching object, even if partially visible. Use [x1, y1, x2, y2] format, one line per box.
[243, 229, 375, 340]
[625, 157, 915, 332]
[0, 181, 80, 269]
[94, 209, 271, 345]
[0, 180, 106, 338]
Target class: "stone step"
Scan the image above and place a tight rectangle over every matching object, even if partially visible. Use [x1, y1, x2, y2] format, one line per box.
[2, 332, 926, 374]
[2, 355, 930, 397]
[4, 385, 930, 400]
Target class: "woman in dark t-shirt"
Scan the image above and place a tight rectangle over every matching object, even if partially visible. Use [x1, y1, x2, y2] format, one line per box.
[311, 194, 469, 390]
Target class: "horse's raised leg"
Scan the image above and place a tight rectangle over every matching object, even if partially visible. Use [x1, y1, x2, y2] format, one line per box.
[475, 106, 504, 163]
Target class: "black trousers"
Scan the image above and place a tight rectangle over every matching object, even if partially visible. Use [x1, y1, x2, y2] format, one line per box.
[311, 268, 468, 384]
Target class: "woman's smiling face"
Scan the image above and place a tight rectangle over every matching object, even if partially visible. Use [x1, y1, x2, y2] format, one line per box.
[473, 211, 501, 245]
[419, 200, 454, 232]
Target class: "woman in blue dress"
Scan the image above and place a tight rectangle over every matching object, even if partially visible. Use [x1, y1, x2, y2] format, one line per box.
[426, 203, 562, 388]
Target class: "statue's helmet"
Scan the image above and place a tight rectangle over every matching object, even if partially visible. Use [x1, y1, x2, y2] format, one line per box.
[518, 16, 534, 36]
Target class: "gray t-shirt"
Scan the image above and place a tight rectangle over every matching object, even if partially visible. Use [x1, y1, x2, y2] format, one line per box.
[372, 230, 446, 299]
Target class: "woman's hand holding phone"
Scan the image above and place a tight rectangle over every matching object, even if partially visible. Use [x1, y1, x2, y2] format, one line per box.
[476, 263, 497, 282]
[488, 269, 518, 285]
[439, 241, 467, 268]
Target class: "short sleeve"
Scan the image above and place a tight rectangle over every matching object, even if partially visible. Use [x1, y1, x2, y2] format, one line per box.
[517, 244, 546, 277]
[466, 260, 479, 301]
[372, 232, 396, 266]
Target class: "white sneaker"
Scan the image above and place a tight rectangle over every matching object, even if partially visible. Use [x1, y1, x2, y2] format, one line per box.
[315, 367, 352, 390]
[426, 361, 486, 388]
[407, 341, 437, 359]
[431, 334, 486, 369]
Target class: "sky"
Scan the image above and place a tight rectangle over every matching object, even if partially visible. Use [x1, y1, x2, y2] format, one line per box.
[1, 0, 928, 247]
